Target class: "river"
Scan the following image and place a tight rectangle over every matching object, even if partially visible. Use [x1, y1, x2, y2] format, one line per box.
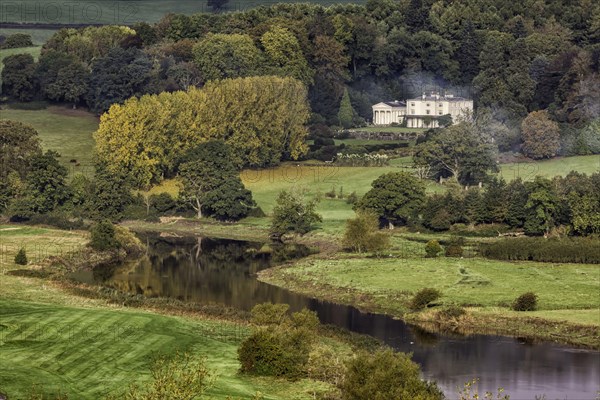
[71, 234, 600, 400]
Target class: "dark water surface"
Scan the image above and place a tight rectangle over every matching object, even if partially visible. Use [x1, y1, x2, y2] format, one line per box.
[73, 234, 600, 399]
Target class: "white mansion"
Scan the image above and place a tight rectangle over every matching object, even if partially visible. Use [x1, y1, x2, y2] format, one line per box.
[372, 92, 473, 128]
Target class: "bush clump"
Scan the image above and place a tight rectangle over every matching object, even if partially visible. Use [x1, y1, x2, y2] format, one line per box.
[480, 237, 600, 264]
[445, 243, 464, 257]
[512, 292, 538, 311]
[89, 220, 121, 251]
[437, 305, 466, 320]
[340, 349, 443, 400]
[14, 248, 28, 265]
[424, 240, 443, 258]
[239, 303, 319, 379]
[409, 288, 441, 311]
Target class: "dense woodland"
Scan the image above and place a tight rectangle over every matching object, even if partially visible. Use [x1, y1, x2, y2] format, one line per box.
[1, 0, 599, 235]
[2, 0, 599, 132]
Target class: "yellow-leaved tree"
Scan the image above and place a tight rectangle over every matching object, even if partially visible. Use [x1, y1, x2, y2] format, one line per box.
[94, 76, 309, 188]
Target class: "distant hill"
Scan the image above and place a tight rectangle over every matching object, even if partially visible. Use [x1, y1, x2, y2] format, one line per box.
[0, 0, 365, 25]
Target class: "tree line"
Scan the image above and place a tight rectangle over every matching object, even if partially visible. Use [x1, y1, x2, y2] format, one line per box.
[2, 0, 598, 157]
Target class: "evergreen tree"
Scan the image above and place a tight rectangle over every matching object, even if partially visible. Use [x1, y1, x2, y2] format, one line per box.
[337, 88, 354, 128]
[14, 248, 28, 265]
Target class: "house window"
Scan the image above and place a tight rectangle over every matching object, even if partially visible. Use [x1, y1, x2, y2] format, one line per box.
[426, 103, 430, 107]
[411, 103, 415, 106]
[438, 103, 443, 107]
[426, 110, 430, 115]
[438, 111, 443, 115]
[411, 110, 415, 114]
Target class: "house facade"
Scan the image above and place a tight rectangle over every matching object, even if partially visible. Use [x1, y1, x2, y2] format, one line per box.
[372, 92, 473, 128]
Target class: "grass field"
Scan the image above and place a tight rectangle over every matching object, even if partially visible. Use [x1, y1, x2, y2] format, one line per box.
[0, 107, 98, 176]
[267, 253, 600, 313]
[0, 29, 56, 44]
[258, 235, 600, 348]
[499, 155, 599, 181]
[0, 225, 332, 399]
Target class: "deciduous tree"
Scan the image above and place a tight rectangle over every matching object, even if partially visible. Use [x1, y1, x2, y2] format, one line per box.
[521, 110, 560, 159]
[355, 172, 425, 228]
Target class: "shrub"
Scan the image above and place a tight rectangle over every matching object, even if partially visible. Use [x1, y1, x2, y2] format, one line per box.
[238, 328, 311, 379]
[343, 211, 390, 254]
[445, 243, 464, 257]
[340, 349, 443, 400]
[149, 192, 177, 214]
[325, 186, 337, 198]
[424, 240, 443, 258]
[89, 220, 120, 251]
[346, 191, 358, 205]
[109, 352, 212, 400]
[438, 305, 466, 320]
[14, 247, 28, 265]
[480, 237, 600, 264]
[512, 292, 538, 311]
[250, 303, 290, 326]
[409, 288, 441, 311]
[307, 344, 346, 386]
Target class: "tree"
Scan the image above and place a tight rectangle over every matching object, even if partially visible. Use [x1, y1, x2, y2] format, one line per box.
[524, 177, 560, 236]
[270, 190, 322, 236]
[95, 76, 310, 187]
[413, 123, 498, 184]
[343, 211, 390, 253]
[14, 248, 28, 265]
[86, 47, 153, 114]
[355, 172, 425, 228]
[340, 349, 443, 400]
[521, 111, 561, 159]
[261, 26, 313, 84]
[179, 141, 255, 220]
[0, 120, 42, 180]
[88, 162, 133, 221]
[37, 50, 89, 106]
[89, 220, 120, 251]
[337, 88, 354, 128]
[192, 34, 263, 81]
[1, 53, 36, 101]
[1, 33, 33, 49]
[19, 150, 71, 215]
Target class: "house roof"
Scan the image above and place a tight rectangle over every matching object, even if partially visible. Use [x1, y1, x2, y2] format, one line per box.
[407, 95, 471, 102]
[373, 101, 406, 108]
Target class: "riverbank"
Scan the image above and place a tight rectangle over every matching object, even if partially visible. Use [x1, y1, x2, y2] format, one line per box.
[258, 252, 600, 350]
[122, 218, 600, 349]
[0, 224, 343, 399]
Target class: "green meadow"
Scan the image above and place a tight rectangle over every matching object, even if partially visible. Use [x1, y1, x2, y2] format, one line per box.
[0, 225, 331, 399]
[0, 107, 99, 176]
[0, 29, 55, 45]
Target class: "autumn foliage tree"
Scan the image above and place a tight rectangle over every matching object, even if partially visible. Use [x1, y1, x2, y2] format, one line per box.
[521, 110, 561, 159]
[94, 76, 310, 188]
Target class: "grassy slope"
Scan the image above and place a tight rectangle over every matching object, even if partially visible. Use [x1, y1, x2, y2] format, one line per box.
[0, 225, 329, 399]
[0, 107, 98, 176]
[499, 155, 599, 181]
[263, 252, 600, 314]
[0, 29, 55, 45]
[0, 0, 364, 25]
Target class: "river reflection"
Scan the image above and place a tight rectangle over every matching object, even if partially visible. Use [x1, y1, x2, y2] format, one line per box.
[75, 234, 600, 399]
